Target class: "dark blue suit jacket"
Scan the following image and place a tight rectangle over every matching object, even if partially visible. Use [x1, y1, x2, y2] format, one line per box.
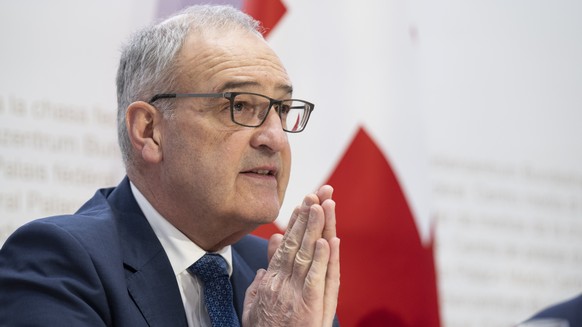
[0, 178, 268, 326]
[525, 294, 582, 326]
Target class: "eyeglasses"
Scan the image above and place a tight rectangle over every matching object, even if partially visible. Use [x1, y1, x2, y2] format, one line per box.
[149, 92, 315, 133]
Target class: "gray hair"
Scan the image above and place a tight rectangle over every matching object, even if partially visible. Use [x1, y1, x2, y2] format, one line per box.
[116, 5, 263, 168]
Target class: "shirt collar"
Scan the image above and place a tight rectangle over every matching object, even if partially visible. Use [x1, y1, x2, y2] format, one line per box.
[130, 181, 233, 276]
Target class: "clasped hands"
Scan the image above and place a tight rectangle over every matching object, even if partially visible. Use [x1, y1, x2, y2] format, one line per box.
[242, 185, 340, 327]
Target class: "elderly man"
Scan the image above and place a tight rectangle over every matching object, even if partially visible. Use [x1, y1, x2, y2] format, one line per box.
[0, 5, 340, 327]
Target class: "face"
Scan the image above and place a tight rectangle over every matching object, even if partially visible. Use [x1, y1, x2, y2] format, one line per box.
[156, 28, 293, 237]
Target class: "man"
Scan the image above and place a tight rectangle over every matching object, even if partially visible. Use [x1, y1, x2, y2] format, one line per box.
[0, 5, 340, 327]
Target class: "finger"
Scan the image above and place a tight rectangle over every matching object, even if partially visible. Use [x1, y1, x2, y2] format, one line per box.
[302, 238, 330, 306]
[268, 190, 321, 272]
[323, 237, 341, 327]
[316, 184, 334, 203]
[283, 205, 301, 236]
[244, 269, 266, 303]
[268, 198, 312, 273]
[267, 233, 283, 263]
[321, 199, 337, 240]
[283, 193, 318, 236]
[292, 204, 326, 283]
[242, 268, 267, 323]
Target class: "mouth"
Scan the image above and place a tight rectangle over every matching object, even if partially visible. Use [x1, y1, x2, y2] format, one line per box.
[241, 165, 278, 178]
[242, 169, 276, 176]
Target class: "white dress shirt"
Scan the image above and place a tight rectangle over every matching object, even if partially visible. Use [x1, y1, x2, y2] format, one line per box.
[130, 182, 234, 327]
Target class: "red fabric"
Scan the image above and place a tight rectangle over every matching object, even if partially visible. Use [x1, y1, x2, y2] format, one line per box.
[327, 127, 440, 327]
[242, 0, 286, 37]
[251, 221, 282, 239]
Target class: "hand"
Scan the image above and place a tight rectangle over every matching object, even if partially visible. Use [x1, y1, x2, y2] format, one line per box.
[242, 185, 340, 327]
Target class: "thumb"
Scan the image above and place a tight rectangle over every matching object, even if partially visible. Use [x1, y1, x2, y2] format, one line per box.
[242, 268, 267, 326]
[267, 233, 284, 263]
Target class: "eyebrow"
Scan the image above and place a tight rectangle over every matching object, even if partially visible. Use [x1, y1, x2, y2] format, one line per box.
[218, 81, 294, 95]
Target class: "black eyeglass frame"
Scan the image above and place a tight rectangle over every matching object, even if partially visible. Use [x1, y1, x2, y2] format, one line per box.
[149, 92, 315, 133]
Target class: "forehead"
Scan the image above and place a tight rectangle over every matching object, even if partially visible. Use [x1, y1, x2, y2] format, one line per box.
[176, 28, 292, 94]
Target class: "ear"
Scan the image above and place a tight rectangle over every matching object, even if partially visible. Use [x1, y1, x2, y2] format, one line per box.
[126, 101, 163, 164]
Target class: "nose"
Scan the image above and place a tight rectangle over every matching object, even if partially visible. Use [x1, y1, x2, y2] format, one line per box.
[250, 107, 288, 152]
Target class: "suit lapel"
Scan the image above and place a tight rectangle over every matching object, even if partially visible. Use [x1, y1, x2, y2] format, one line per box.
[107, 178, 188, 327]
[125, 249, 188, 327]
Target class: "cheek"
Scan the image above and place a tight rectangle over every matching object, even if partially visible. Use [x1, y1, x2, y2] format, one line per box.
[194, 130, 246, 180]
[162, 119, 223, 176]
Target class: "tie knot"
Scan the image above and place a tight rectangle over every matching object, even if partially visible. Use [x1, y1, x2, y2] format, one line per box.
[189, 253, 229, 283]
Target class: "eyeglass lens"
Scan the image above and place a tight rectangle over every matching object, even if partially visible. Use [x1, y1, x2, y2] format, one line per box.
[231, 93, 310, 132]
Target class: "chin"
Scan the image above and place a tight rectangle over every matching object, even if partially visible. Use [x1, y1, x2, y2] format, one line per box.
[242, 209, 279, 226]
[251, 211, 279, 224]
[252, 199, 281, 218]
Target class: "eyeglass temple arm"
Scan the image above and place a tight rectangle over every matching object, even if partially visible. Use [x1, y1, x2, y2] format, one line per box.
[149, 94, 177, 103]
[149, 93, 228, 103]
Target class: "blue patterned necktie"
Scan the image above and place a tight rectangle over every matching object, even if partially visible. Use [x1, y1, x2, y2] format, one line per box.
[188, 253, 240, 327]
